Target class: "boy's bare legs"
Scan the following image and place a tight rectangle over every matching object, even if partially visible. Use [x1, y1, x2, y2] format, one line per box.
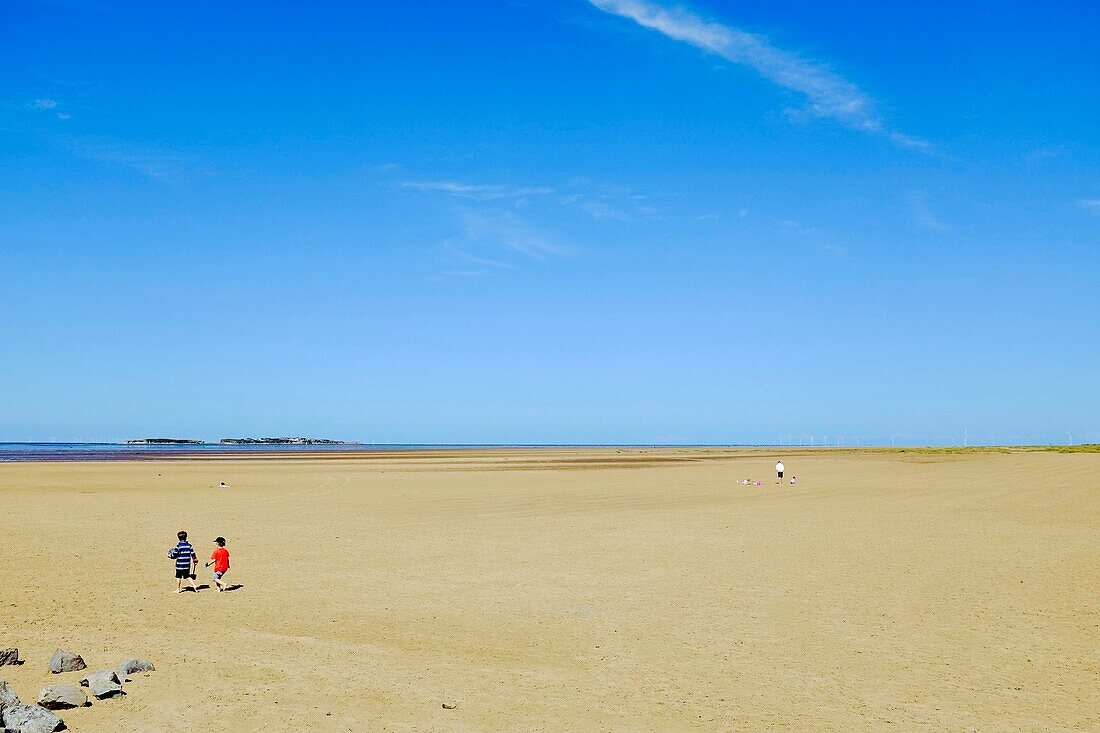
[182, 563, 198, 589]
[175, 577, 183, 593]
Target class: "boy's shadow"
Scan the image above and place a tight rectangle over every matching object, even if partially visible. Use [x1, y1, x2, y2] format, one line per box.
[184, 584, 211, 592]
[224, 584, 244, 592]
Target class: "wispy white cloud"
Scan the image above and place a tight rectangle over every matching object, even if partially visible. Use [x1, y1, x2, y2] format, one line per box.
[399, 178, 575, 273]
[1024, 146, 1065, 162]
[814, 243, 846, 257]
[581, 201, 633, 222]
[909, 194, 951, 231]
[74, 143, 187, 180]
[401, 180, 553, 201]
[587, 0, 927, 148]
[443, 243, 512, 269]
[433, 268, 491, 280]
[33, 98, 58, 109]
[402, 175, 658, 222]
[459, 208, 568, 260]
[1077, 199, 1100, 214]
[888, 132, 935, 153]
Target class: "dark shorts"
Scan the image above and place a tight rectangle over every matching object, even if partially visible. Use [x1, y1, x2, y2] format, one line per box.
[175, 568, 192, 579]
[778, 471, 784, 478]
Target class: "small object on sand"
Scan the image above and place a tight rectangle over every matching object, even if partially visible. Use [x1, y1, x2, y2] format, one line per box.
[441, 701, 457, 710]
[47, 649, 85, 674]
[37, 684, 87, 710]
[219, 482, 228, 488]
[79, 670, 124, 700]
[790, 477, 797, 485]
[1, 702, 64, 733]
[0, 649, 19, 667]
[755, 481, 762, 486]
[117, 659, 155, 678]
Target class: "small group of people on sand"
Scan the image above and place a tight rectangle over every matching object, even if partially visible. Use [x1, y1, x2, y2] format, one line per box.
[775, 460, 796, 484]
[167, 531, 231, 594]
[741, 461, 796, 487]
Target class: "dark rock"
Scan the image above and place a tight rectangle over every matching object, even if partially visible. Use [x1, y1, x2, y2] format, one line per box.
[0, 650, 18, 667]
[37, 684, 87, 710]
[116, 658, 154, 678]
[47, 650, 85, 674]
[79, 670, 123, 700]
[0, 703, 64, 733]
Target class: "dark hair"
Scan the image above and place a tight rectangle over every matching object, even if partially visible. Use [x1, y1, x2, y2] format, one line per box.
[177, 530, 187, 541]
[214, 537, 226, 546]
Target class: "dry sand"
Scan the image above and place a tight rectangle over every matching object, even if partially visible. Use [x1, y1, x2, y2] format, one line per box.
[1, 449, 1097, 731]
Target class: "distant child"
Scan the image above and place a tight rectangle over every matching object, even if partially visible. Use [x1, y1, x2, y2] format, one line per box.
[206, 537, 231, 592]
[776, 460, 785, 484]
[168, 530, 199, 593]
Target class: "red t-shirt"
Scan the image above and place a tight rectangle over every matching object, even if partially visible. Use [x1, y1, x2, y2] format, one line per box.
[211, 547, 230, 573]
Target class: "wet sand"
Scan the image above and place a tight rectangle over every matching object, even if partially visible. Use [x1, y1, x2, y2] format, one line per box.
[1, 449, 1097, 731]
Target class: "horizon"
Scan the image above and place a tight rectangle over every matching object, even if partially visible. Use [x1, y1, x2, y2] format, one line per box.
[3, 0, 1098, 444]
[0, 438, 1092, 450]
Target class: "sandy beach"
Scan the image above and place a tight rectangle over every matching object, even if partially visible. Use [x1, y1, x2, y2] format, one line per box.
[1, 448, 1097, 731]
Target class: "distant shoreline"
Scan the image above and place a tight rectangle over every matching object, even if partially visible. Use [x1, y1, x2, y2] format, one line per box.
[0, 442, 1095, 463]
[125, 437, 359, 445]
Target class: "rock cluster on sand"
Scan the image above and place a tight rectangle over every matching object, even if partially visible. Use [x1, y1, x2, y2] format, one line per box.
[0, 681, 63, 733]
[79, 671, 124, 700]
[0, 650, 19, 667]
[37, 685, 87, 710]
[47, 650, 85, 674]
[2, 651, 155, 732]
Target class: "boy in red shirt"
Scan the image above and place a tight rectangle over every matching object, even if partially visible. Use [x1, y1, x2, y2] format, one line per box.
[205, 536, 231, 592]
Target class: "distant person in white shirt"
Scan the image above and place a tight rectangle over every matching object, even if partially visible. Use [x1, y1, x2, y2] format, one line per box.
[776, 460, 785, 484]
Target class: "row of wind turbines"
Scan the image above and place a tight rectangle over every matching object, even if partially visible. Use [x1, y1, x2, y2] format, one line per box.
[768, 431, 1078, 447]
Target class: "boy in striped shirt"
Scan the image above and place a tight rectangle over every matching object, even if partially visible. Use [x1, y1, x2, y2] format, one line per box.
[168, 530, 199, 593]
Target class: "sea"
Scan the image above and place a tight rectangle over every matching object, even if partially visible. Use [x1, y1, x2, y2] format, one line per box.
[0, 442, 773, 462]
[0, 442, 484, 462]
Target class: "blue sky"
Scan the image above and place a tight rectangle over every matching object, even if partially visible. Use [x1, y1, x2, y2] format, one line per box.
[1, 0, 1097, 445]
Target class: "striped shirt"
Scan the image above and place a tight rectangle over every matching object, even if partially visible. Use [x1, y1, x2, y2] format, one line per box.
[168, 541, 197, 571]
